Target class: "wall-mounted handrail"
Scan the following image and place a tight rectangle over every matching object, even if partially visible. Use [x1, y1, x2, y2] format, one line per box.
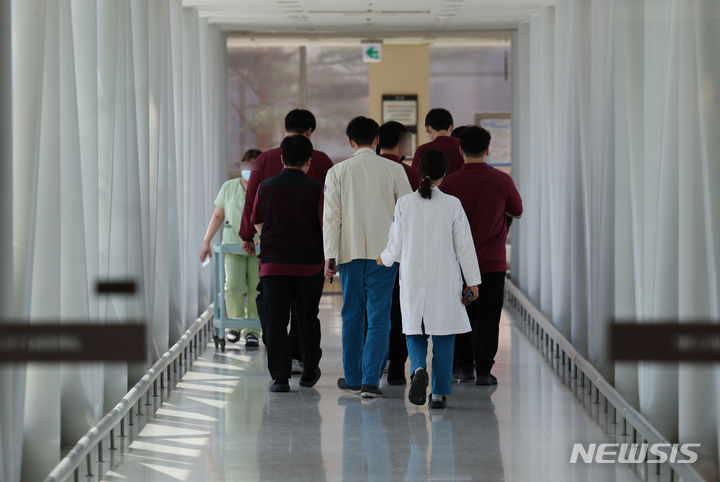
[44, 305, 214, 482]
[505, 279, 705, 482]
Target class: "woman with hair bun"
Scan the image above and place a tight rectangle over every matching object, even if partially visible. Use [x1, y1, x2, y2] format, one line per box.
[377, 149, 482, 409]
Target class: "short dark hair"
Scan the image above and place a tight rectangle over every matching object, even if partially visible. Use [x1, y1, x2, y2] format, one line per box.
[377, 121, 407, 151]
[424, 108, 454, 131]
[418, 150, 449, 200]
[285, 109, 316, 134]
[241, 149, 262, 163]
[346, 116, 379, 146]
[280, 135, 313, 167]
[459, 126, 491, 156]
[450, 125, 470, 139]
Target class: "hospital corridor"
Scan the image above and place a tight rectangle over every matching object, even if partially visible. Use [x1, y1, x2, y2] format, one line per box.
[88, 297, 642, 482]
[1, 1, 719, 482]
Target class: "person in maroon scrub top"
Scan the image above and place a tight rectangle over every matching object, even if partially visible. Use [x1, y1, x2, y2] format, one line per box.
[240, 109, 333, 251]
[373, 121, 420, 385]
[251, 135, 325, 392]
[239, 109, 333, 371]
[378, 121, 420, 191]
[411, 108, 464, 175]
[452, 125, 515, 231]
[441, 126, 523, 386]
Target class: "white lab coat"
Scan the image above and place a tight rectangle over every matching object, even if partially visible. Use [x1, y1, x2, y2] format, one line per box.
[380, 187, 482, 336]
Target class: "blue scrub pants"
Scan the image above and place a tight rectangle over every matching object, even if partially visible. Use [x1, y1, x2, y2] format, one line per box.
[406, 334, 455, 396]
[339, 259, 398, 387]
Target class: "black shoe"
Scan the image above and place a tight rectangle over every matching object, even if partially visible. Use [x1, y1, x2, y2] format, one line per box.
[245, 333, 259, 347]
[452, 367, 475, 383]
[360, 385, 383, 398]
[270, 381, 290, 392]
[476, 373, 498, 386]
[337, 378, 361, 394]
[408, 367, 429, 406]
[387, 375, 407, 386]
[226, 330, 240, 343]
[429, 395, 447, 409]
[299, 367, 321, 388]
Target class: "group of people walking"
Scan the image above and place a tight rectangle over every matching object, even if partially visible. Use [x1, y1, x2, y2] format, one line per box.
[200, 107, 523, 409]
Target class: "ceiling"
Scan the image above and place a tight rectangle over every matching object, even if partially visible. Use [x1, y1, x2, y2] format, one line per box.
[183, 0, 554, 40]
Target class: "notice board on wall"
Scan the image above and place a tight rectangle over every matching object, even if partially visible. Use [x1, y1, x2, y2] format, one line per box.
[475, 112, 511, 167]
[382, 94, 418, 133]
[382, 94, 418, 155]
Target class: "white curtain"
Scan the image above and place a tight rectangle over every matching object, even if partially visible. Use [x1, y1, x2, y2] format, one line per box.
[0, 2, 21, 482]
[511, 0, 720, 478]
[3, 1, 225, 480]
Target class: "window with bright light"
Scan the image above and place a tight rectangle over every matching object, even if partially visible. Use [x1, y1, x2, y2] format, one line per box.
[226, 45, 369, 172]
[430, 45, 512, 172]
[429, 45, 511, 125]
[306, 46, 369, 163]
[226, 47, 299, 171]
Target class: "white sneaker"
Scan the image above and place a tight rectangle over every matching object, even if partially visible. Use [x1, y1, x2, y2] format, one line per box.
[226, 330, 240, 343]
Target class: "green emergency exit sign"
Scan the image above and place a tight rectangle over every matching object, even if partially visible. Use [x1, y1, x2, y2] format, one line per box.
[362, 42, 382, 63]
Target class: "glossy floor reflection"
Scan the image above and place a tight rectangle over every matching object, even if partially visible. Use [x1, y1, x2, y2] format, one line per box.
[102, 295, 642, 482]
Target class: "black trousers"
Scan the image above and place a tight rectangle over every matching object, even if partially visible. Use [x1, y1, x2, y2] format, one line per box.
[454, 271, 506, 375]
[263, 273, 324, 383]
[387, 273, 408, 377]
[257, 279, 303, 360]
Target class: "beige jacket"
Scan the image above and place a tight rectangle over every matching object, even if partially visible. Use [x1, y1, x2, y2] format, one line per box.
[323, 147, 413, 264]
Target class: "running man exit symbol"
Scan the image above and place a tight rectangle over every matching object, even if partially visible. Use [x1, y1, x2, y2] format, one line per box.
[362, 42, 382, 63]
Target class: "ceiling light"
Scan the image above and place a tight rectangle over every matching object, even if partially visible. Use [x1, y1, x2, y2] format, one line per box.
[308, 10, 430, 15]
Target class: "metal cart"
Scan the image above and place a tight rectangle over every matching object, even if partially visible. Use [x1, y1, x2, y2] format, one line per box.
[211, 243, 261, 352]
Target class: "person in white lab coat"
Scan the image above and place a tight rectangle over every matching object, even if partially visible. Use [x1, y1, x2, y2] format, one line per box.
[378, 150, 481, 409]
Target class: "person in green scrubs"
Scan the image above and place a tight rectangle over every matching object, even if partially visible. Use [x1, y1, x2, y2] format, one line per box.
[200, 149, 262, 346]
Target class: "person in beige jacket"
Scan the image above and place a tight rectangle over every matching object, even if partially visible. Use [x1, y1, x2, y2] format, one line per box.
[323, 116, 412, 398]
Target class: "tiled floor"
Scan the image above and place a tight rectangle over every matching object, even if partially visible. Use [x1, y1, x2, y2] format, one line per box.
[100, 295, 644, 482]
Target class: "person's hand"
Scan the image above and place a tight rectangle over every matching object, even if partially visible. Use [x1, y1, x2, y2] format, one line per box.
[241, 240, 256, 255]
[199, 242, 211, 263]
[462, 285, 480, 305]
[325, 259, 337, 280]
[468, 285, 479, 300]
[376, 255, 384, 266]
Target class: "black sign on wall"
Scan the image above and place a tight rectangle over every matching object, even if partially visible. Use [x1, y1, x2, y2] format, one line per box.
[0, 278, 146, 362]
[0, 324, 146, 362]
[611, 322, 720, 362]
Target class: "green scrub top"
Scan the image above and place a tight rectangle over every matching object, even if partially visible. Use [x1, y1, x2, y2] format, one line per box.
[214, 178, 254, 247]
